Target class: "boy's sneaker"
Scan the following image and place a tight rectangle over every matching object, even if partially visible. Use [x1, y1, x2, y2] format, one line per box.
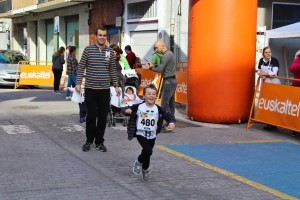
[82, 142, 91, 152]
[79, 117, 86, 123]
[66, 96, 72, 100]
[133, 160, 142, 175]
[142, 169, 149, 181]
[96, 143, 107, 152]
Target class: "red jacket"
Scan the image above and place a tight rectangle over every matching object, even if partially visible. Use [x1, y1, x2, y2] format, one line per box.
[290, 57, 300, 86]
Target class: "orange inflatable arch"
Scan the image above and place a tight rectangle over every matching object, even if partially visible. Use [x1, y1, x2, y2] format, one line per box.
[188, 0, 258, 123]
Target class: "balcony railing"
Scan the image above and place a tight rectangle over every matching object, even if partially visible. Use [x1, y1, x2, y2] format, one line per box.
[0, 0, 12, 13]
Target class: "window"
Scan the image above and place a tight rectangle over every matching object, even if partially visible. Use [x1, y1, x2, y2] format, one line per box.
[127, 0, 157, 19]
[272, 3, 300, 28]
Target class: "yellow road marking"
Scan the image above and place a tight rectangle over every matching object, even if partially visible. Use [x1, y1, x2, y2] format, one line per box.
[157, 145, 298, 200]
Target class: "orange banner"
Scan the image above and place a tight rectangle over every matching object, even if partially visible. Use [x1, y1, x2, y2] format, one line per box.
[135, 68, 187, 104]
[175, 71, 187, 104]
[135, 68, 161, 96]
[19, 65, 54, 86]
[255, 82, 300, 131]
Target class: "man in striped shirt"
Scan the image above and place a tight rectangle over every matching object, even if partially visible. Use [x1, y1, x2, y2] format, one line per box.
[76, 26, 121, 152]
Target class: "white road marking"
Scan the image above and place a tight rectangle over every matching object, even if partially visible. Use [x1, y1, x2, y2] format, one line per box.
[0, 125, 35, 134]
[53, 123, 85, 132]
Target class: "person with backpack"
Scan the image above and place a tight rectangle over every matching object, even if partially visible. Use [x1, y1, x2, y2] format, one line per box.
[52, 46, 65, 94]
[125, 45, 137, 69]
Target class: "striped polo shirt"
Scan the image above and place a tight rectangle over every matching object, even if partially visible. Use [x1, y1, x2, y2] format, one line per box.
[77, 44, 118, 89]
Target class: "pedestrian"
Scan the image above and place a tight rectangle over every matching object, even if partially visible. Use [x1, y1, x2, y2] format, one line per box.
[79, 77, 87, 123]
[124, 84, 176, 181]
[75, 25, 121, 152]
[289, 50, 300, 137]
[52, 46, 65, 94]
[124, 45, 137, 69]
[66, 46, 78, 100]
[144, 40, 177, 117]
[257, 46, 281, 131]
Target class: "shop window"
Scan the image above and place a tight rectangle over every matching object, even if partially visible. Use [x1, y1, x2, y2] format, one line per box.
[127, 0, 157, 19]
[272, 3, 300, 28]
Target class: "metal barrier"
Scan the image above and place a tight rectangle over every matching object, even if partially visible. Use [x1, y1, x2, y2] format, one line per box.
[14, 61, 54, 89]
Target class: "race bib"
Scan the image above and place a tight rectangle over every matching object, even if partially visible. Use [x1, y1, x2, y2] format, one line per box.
[137, 112, 157, 131]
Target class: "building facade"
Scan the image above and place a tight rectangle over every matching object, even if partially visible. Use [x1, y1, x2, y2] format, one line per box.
[0, 0, 299, 66]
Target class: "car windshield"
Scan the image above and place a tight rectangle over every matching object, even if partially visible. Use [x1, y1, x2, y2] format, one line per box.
[0, 51, 27, 64]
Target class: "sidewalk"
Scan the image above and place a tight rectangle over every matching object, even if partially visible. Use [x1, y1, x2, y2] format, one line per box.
[0, 88, 299, 200]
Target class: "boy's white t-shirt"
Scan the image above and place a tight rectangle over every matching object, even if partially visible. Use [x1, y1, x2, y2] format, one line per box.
[136, 103, 159, 139]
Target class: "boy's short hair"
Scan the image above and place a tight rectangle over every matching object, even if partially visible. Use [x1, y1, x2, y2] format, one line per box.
[143, 84, 157, 95]
[125, 45, 132, 51]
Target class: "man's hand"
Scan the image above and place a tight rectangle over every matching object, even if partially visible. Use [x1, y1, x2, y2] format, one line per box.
[145, 62, 151, 69]
[115, 86, 121, 96]
[75, 84, 81, 93]
[124, 108, 132, 115]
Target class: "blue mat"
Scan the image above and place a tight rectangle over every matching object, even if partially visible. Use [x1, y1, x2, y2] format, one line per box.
[166, 142, 300, 198]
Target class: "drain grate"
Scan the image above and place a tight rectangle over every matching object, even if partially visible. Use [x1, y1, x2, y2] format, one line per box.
[13, 106, 39, 110]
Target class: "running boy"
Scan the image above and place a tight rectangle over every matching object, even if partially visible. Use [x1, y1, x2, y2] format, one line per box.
[124, 84, 176, 181]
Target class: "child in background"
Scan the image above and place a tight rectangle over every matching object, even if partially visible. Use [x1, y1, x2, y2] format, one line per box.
[123, 87, 136, 104]
[79, 77, 87, 123]
[124, 84, 176, 181]
[151, 46, 163, 66]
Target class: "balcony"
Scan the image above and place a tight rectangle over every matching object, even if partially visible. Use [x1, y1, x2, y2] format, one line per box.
[13, 0, 37, 10]
[0, 0, 95, 18]
[0, 0, 12, 13]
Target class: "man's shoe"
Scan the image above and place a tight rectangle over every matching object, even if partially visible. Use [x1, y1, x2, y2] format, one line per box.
[292, 131, 300, 137]
[142, 169, 149, 181]
[96, 143, 107, 152]
[133, 160, 142, 175]
[82, 142, 91, 152]
[66, 96, 72, 100]
[79, 118, 86, 123]
[263, 125, 277, 131]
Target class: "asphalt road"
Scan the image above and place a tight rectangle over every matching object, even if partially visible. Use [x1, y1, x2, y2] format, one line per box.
[0, 87, 298, 200]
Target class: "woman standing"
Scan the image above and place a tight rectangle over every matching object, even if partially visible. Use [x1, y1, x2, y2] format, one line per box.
[257, 46, 281, 84]
[66, 46, 78, 99]
[257, 46, 281, 131]
[52, 46, 65, 94]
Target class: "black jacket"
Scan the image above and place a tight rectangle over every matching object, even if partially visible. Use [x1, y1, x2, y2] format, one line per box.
[52, 54, 65, 71]
[127, 102, 176, 140]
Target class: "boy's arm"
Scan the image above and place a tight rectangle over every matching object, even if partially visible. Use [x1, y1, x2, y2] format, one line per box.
[127, 105, 138, 140]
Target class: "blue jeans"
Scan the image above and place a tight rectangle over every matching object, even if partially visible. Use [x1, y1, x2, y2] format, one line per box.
[66, 74, 77, 97]
[161, 78, 177, 116]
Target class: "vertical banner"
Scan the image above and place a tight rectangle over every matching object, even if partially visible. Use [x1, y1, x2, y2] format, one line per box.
[54, 16, 59, 33]
[255, 82, 300, 131]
